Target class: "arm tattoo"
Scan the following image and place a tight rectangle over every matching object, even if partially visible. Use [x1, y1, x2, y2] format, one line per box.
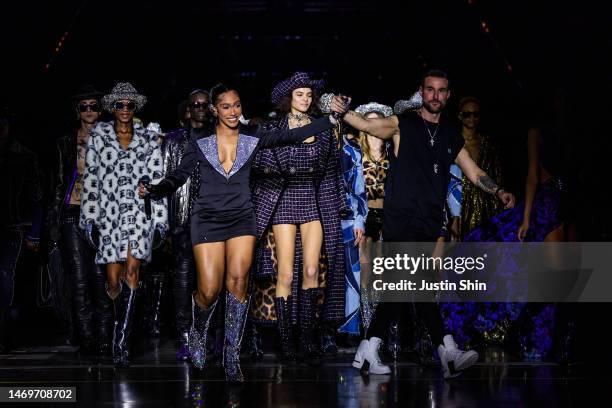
[476, 175, 499, 195]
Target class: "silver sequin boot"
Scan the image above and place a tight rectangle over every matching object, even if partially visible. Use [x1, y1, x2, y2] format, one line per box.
[223, 292, 250, 383]
[188, 294, 218, 370]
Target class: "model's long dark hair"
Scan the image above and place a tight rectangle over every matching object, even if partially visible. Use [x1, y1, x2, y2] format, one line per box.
[274, 89, 322, 117]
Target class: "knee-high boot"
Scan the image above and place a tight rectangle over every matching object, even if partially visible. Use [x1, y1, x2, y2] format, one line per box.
[173, 232, 194, 360]
[223, 292, 250, 382]
[95, 266, 113, 357]
[112, 280, 140, 368]
[299, 288, 321, 364]
[274, 296, 296, 361]
[188, 293, 218, 369]
[148, 275, 164, 338]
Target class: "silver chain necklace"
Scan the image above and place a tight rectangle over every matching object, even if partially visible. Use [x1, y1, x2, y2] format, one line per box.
[422, 117, 439, 147]
[421, 116, 441, 174]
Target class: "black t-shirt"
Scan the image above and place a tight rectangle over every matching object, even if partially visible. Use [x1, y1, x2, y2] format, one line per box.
[382, 111, 464, 241]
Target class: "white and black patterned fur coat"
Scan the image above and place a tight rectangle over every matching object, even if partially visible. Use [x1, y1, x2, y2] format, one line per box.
[79, 121, 168, 264]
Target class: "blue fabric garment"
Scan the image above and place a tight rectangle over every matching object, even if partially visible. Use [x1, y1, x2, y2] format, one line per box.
[340, 136, 368, 230]
[447, 164, 463, 218]
[338, 135, 368, 334]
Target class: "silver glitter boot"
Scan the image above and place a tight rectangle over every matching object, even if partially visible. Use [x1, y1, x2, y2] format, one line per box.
[188, 294, 218, 370]
[223, 292, 250, 383]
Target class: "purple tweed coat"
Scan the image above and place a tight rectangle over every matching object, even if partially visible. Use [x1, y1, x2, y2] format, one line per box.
[250, 116, 347, 324]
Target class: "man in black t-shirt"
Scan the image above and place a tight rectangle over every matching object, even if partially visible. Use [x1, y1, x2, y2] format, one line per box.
[335, 70, 515, 378]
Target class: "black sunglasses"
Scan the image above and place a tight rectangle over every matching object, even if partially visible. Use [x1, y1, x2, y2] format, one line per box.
[460, 111, 480, 119]
[189, 101, 209, 110]
[113, 101, 137, 111]
[78, 103, 100, 113]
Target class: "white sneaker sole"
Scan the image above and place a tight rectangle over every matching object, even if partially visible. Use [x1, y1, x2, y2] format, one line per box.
[368, 365, 391, 375]
[439, 346, 478, 379]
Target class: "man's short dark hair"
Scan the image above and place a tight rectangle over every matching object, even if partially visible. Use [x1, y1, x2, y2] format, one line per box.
[421, 69, 450, 87]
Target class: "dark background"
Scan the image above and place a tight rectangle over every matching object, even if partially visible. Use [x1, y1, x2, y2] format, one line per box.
[2, 0, 610, 238]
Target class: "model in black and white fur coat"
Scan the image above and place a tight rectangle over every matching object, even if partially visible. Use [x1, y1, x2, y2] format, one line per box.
[79, 121, 168, 264]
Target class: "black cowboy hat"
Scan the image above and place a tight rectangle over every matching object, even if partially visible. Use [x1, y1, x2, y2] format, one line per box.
[72, 84, 104, 103]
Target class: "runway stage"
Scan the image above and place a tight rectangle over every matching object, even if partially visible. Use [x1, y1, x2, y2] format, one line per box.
[1, 341, 608, 407]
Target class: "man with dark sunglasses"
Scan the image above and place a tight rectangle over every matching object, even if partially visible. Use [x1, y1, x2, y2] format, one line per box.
[45, 84, 112, 355]
[187, 89, 212, 127]
[161, 88, 212, 361]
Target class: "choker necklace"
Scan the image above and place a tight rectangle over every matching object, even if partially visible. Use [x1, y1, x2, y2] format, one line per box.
[289, 112, 309, 127]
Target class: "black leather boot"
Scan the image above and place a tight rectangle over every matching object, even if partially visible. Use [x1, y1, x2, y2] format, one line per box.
[69, 262, 95, 353]
[299, 288, 321, 365]
[274, 296, 296, 361]
[148, 276, 164, 338]
[112, 280, 140, 368]
[95, 266, 113, 358]
[173, 234, 194, 361]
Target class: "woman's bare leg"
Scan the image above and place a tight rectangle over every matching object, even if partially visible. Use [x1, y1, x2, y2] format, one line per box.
[225, 235, 256, 302]
[124, 246, 142, 289]
[543, 224, 566, 271]
[193, 242, 225, 309]
[544, 225, 565, 242]
[300, 220, 323, 289]
[272, 224, 297, 299]
[106, 263, 122, 297]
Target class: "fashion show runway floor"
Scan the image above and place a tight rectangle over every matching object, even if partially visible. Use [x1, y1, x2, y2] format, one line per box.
[1, 341, 608, 407]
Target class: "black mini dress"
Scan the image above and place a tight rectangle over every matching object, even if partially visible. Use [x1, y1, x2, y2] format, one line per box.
[149, 117, 335, 244]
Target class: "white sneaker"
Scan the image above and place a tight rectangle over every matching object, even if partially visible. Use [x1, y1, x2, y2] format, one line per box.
[352, 339, 369, 370]
[352, 338, 391, 375]
[366, 337, 391, 375]
[438, 335, 478, 379]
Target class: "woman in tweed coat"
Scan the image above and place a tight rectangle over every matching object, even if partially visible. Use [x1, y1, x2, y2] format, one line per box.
[79, 82, 168, 367]
[250, 72, 347, 363]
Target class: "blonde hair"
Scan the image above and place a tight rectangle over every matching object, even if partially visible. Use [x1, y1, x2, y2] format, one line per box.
[357, 111, 385, 162]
